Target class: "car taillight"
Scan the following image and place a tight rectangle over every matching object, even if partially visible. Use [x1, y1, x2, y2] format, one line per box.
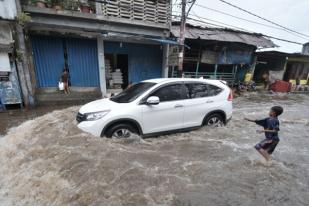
[228, 89, 233, 101]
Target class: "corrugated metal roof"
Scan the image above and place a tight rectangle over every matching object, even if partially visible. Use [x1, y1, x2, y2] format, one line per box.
[171, 25, 276, 48]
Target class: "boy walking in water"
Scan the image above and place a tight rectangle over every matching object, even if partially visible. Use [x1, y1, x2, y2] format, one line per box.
[245, 106, 284, 161]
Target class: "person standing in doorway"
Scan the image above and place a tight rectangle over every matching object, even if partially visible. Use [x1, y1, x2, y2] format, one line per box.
[61, 69, 70, 94]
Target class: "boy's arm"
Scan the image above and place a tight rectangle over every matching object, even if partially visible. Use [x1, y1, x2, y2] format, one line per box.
[257, 129, 278, 133]
[244, 117, 256, 122]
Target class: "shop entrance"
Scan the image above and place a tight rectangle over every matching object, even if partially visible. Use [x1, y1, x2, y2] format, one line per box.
[105, 53, 129, 90]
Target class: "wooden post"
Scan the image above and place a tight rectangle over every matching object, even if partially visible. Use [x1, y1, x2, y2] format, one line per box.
[214, 64, 218, 79]
[195, 45, 202, 78]
[251, 56, 257, 81]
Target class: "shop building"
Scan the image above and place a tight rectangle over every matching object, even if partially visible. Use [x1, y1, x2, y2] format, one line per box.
[19, 0, 172, 105]
[254, 50, 309, 88]
[170, 23, 276, 84]
[0, 0, 22, 109]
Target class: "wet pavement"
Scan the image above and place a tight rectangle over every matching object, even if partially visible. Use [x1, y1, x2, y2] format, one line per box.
[0, 93, 308, 206]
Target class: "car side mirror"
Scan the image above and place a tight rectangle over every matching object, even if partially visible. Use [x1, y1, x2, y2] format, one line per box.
[146, 96, 160, 105]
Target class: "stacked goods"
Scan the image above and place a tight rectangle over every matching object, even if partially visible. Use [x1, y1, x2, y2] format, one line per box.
[105, 59, 112, 80]
[111, 69, 123, 89]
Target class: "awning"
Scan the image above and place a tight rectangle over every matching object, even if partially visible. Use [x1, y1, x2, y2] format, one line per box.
[147, 38, 180, 45]
[171, 25, 277, 49]
[0, 23, 14, 52]
[102, 32, 180, 46]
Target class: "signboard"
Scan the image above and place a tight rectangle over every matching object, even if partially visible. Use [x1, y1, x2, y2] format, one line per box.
[0, 53, 11, 72]
[201, 50, 219, 64]
[168, 45, 179, 66]
[0, 61, 22, 105]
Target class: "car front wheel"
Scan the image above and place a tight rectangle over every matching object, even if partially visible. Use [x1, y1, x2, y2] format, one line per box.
[105, 124, 138, 139]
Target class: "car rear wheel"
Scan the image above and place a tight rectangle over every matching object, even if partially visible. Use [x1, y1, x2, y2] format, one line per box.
[204, 114, 224, 127]
[105, 124, 138, 138]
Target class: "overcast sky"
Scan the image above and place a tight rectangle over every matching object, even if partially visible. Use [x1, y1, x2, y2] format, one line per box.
[173, 0, 309, 53]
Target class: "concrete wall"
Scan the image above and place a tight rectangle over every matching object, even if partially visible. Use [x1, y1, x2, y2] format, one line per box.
[0, 0, 17, 20]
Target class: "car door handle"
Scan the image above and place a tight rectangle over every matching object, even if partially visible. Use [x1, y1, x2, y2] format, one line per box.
[206, 100, 214, 103]
[174, 104, 183, 108]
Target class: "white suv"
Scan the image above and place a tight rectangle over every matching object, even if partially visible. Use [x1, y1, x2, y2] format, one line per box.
[76, 78, 233, 138]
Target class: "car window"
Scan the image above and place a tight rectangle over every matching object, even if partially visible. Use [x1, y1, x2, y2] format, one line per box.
[207, 84, 223, 96]
[187, 83, 222, 98]
[110, 82, 156, 103]
[151, 84, 189, 102]
[188, 83, 208, 98]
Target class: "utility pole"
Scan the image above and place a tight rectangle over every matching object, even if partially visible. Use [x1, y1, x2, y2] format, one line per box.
[178, 0, 187, 77]
[178, 0, 196, 77]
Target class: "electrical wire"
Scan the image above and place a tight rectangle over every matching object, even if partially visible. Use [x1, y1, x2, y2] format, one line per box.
[217, 0, 309, 39]
[190, 10, 308, 41]
[172, 13, 303, 45]
[194, 3, 309, 40]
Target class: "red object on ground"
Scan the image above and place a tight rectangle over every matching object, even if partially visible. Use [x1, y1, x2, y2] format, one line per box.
[271, 80, 292, 92]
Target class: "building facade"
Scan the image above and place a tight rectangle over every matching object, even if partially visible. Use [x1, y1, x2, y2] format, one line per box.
[255, 51, 309, 86]
[170, 23, 276, 84]
[0, 0, 23, 109]
[19, 0, 172, 105]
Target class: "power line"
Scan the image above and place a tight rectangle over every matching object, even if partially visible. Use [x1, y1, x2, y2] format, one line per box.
[218, 0, 309, 39]
[194, 3, 309, 41]
[190, 11, 251, 32]
[190, 11, 308, 42]
[172, 14, 303, 45]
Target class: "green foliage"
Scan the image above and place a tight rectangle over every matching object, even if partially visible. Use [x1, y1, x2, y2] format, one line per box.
[17, 12, 31, 26]
[63, 0, 79, 10]
[15, 49, 23, 62]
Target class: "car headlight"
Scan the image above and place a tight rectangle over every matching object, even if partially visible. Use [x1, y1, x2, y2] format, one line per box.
[85, 110, 110, 121]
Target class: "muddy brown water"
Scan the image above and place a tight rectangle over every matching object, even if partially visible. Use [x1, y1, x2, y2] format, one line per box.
[0, 93, 308, 206]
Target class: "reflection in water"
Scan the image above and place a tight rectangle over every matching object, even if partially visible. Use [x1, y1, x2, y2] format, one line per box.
[0, 94, 308, 206]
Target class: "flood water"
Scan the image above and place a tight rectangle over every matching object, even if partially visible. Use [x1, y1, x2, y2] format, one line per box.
[0, 93, 308, 206]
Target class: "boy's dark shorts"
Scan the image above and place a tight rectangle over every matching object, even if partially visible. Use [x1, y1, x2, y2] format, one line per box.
[255, 139, 279, 154]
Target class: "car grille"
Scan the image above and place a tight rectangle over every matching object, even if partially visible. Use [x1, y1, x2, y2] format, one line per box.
[76, 112, 86, 123]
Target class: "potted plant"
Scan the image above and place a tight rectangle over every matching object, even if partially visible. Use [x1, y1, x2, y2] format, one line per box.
[51, 0, 63, 11]
[79, 0, 91, 13]
[32, 0, 47, 8]
[63, 0, 79, 11]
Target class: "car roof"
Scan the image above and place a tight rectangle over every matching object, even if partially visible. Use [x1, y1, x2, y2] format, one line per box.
[143, 78, 226, 86]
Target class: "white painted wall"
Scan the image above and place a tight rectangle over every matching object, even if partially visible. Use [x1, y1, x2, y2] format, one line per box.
[97, 37, 107, 96]
[0, 53, 11, 72]
[0, 0, 17, 20]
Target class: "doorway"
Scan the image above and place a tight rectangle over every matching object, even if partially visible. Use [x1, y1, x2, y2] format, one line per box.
[105, 53, 129, 89]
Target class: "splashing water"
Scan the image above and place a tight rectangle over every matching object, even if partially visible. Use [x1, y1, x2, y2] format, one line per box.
[0, 94, 308, 206]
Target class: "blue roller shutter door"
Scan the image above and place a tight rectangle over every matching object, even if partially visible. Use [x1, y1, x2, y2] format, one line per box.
[66, 38, 99, 87]
[31, 35, 65, 87]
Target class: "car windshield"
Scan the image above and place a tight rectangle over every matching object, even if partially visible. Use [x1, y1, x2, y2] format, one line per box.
[110, 82, 156, 103]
